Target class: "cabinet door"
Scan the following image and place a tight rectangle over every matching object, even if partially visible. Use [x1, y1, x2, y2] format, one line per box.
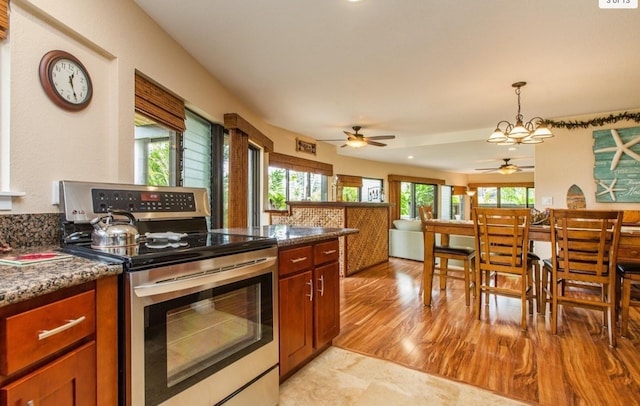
[279, 270, 313, 377]
[314, 261, 340, 348]
[1, 341, 96, 406]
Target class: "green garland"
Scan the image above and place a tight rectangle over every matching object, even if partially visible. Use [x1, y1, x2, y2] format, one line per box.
[543, 111, 640, 130]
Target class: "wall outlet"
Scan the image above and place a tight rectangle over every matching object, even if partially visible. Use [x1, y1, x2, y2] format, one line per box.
[541, 196, 553, 206]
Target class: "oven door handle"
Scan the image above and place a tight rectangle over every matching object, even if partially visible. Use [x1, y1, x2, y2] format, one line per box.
[133, 256, 277, 298]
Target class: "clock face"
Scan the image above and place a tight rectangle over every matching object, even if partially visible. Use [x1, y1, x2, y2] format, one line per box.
[39, 50, 93, 111]
[50, 58, 91, 105]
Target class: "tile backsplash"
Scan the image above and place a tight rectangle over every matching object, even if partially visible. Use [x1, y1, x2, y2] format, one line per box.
[0, 213, 61, 248]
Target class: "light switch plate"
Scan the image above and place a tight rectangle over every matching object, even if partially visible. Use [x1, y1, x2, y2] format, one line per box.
[541, 196, 553, 206]
[51, 181, 60, 205]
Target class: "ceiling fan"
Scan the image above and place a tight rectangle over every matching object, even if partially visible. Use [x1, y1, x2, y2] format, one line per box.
[324, 126, 395, 148]
[475, 158, 534, 175]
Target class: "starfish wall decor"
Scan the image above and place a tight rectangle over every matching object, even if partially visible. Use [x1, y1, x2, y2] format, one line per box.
[593, 127, 640, 203]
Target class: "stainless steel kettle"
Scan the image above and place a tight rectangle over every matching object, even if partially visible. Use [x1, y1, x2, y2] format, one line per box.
[90, 210, 139, 248]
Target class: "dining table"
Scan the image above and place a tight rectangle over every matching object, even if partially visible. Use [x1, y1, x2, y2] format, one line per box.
[421, 219, 640, 307]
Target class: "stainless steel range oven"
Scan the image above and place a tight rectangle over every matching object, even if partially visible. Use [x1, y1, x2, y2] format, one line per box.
[59, 181, 279, 406]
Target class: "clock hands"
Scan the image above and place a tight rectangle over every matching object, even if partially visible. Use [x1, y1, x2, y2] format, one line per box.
[68, 72, 78, 101]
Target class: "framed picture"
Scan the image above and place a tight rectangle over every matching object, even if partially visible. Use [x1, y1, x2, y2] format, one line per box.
[296, 138, 316, 155]
[368, 187, 381, 202]
[593, 126, 640, 203]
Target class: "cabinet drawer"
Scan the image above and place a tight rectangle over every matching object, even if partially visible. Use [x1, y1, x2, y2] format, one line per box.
[279, 246, 313, 277]
[1, 290, 96, 375]
[314, 239, 339, 266]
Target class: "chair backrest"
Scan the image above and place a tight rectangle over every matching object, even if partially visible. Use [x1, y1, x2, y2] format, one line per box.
[473, 208, 530, 275]
[549, 209, 623, 278]
[418, 205, 434, 222]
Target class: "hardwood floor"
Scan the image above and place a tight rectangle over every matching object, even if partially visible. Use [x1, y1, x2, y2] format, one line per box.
[333, 258, 640, 406]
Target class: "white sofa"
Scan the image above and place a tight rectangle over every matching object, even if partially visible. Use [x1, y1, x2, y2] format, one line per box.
[388, 219, 474, 263]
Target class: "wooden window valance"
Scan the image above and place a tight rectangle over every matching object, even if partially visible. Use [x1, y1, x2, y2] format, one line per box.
[0, 0, 8, 40]
[224, 113, 273, 152]
[335, 174, 362, 188]
[135, 72, 186, 132]
[451, 186, 467, 195]
[387, 174, 445, 185]
[269, 152, 333, 177]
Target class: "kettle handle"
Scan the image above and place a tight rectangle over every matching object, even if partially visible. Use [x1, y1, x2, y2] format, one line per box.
[108, 209, 137, 225]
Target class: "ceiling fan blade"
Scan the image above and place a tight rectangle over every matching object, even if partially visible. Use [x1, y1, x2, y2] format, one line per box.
[344, 130, 356, 137]
[340, 144, 349, 148]
[366, 135, 395, 140]
[519, 165, 535, 169]
[323, 138, 349, 142]
[475, 167, 497, 171]
[365, 140, 387, 147]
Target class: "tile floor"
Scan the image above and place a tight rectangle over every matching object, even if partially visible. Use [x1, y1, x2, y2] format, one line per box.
[279, 347, 531, 406]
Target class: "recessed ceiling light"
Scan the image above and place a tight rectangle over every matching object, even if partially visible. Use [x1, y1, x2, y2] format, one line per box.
[408, 155, 414, 159]
[347, 0, 364, 2]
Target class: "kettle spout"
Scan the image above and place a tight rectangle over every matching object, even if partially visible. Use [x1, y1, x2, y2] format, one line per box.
[90, 216, 107, 232]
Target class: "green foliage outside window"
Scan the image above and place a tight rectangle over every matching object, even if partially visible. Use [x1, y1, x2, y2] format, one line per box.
[477, 186, 535, 208]
[401, 182, 435, 218]
[342, 187, 359, 202]
[268, 168, 287, 210]
[147, 141, 170, 186]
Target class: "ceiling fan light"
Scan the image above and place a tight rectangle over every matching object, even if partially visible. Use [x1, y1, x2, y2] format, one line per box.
[346, 138, 367, 148]
[498, 166, 518, 175]
[487, 129, 507, 143]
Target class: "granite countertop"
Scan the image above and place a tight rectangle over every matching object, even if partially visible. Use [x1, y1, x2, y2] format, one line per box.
[0, 246, 121, 308]
[0, 226, 356, 308]
[215, 225, 359, 247]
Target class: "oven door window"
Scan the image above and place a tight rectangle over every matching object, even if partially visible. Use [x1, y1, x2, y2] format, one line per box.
[144, 272, 273, 405]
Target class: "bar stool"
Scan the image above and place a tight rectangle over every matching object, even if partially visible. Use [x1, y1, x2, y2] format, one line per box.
[418, 206, 476, 306]
[618, 262, 640, 337]
[473, 208, 534, 331]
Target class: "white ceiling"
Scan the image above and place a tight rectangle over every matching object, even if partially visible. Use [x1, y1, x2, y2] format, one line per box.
[133, 0, 640, 174]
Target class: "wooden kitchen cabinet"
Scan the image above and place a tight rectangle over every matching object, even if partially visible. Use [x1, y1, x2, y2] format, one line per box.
[278, 238, 341, 380]
[1, 341, 96, 406]
[0, 276, 117, 406]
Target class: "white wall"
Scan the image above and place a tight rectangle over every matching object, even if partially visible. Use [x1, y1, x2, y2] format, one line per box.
[3, 1, 637, 218]
[3, 0, 469, 215]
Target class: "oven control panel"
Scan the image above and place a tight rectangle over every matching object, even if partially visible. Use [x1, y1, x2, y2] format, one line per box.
[91, 189, 196, 213]
[60, 180, 211, 222]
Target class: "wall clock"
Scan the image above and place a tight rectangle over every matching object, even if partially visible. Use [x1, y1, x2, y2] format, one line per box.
[39, 50, 93, 111]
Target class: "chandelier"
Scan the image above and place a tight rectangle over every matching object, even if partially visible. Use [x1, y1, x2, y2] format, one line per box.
[487, 82, 554, 145]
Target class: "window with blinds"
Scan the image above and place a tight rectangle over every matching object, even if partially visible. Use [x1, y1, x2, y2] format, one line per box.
[183, 110, 212, 192]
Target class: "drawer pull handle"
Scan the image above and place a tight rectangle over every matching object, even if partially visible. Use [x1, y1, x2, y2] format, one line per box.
[290, 256, 307, 264]
[323, 249, 337, 255]
[318, 275, 325, 296]
[26, 401, 34, 406]
[306, 279, 313, 301]
[38, 316, 86, 340]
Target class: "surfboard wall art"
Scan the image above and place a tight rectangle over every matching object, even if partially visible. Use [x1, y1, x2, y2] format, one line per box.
[567, 184, 586, 209]
[593, 126, 640, 203]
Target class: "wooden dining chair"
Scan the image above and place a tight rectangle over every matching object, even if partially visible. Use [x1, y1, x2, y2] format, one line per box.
[473, 208, 534, 331]
[418, 206, 476, 306]
[617, 262, 640, 337]
[540, 209, 622, 347]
